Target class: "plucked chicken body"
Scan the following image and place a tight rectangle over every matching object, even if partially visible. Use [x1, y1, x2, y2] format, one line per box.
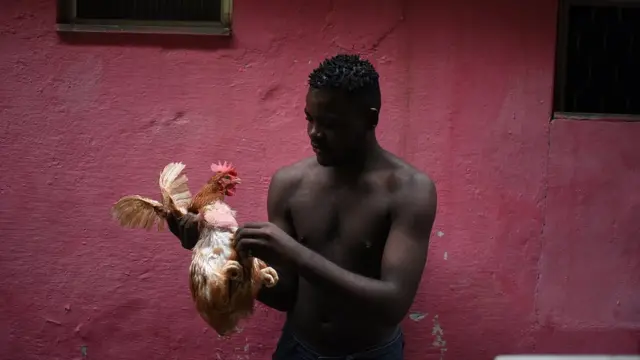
[111, 161, 278, 336]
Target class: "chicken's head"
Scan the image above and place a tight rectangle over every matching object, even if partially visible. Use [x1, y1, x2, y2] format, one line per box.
[209, 161, 241, 196]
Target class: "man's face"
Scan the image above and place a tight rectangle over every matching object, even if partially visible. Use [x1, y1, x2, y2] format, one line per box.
[304, 88, 371, 167]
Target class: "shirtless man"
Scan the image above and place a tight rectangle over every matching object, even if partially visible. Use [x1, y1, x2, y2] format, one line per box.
[168, 54, 437, 360]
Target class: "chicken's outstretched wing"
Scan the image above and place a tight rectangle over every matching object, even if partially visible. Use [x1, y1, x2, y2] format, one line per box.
[111, 195, 167, 230]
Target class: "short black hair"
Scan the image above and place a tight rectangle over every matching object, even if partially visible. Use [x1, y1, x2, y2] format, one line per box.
[308, 54, 381, 112]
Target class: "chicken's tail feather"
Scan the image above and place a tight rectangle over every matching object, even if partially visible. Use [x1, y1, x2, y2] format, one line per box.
[159, 162, 192, 214]
[111, 195, 168, 231]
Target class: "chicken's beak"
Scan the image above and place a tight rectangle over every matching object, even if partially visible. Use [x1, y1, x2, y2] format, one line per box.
[232, 177, 241, 185]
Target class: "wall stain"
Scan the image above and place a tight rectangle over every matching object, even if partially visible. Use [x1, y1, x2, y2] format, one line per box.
[409, 312, 427, 322]
[432, 315, 447, 360]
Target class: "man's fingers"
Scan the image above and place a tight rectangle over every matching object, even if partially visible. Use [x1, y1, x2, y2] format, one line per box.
[235, 237, 264, 257]
[235, 227, 267, 240]
[236, 237, 258, 250]
[241, 222, 271, 229]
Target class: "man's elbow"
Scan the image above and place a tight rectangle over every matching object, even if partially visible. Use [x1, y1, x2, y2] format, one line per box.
[376, 290, 413, 326]
[378, 304, 410, 327]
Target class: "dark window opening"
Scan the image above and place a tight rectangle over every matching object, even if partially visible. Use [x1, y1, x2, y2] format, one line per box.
[554, 2, 640, 116]
[75, 0, 222, 22]
[56, 0, 232, 36]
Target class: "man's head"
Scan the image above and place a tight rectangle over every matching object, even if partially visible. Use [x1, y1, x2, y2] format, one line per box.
[306, 54, 381, 167]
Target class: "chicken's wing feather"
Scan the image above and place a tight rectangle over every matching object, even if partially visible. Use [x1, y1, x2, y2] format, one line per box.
[159, 162, 192, 213]
[111, 195, 167, 231]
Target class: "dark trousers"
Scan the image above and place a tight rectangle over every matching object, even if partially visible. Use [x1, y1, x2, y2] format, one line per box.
[272, 325, 404, 360]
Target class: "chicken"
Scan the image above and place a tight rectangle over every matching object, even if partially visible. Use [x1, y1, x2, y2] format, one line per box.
[110, 161, 279, 336]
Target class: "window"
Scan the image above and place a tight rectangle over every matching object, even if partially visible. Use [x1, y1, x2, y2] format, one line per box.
[56, 0, 233, 36]
[553, 0, 640, 119]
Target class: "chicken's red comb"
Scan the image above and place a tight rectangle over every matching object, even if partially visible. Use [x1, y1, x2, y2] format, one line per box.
[210, 161, 237, 174]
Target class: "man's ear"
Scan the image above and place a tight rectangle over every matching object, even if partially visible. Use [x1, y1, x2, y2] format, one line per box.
[369, 107, 379, 128]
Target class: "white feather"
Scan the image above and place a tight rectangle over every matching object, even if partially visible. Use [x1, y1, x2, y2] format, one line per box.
[158, 162, 192, 213]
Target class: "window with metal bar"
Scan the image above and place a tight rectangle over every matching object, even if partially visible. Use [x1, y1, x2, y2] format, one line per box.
[554, 1, 640, 117]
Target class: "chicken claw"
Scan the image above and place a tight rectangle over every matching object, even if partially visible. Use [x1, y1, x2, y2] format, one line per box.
[260, 267, 279, 288]
[222, 261, 243, 281]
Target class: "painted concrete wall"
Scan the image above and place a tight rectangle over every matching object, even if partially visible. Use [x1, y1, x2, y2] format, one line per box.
[1, 0, 638, 359]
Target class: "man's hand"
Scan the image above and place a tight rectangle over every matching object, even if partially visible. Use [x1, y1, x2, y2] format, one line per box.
[166, 212, 201, 250]
[234, 222, 300, 262]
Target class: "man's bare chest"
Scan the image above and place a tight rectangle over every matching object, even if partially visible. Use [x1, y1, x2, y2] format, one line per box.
[288, 186, 392, 272]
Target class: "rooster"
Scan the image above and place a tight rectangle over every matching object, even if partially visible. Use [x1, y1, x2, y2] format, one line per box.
[111, 161, 279, 336]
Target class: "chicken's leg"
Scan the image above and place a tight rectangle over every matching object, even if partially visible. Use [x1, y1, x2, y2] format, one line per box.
[260, 267, 279, 288]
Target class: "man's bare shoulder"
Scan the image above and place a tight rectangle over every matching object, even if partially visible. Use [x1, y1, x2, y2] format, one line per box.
[269, 157, 317, 199]
[272, 156, 316, 183]
[386, 155, 437, 214]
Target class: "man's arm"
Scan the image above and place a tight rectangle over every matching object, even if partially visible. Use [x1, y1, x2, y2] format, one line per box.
[167, 212, 200, 250]
[291, 174, 437, 325]
[256, 167, 300, 312]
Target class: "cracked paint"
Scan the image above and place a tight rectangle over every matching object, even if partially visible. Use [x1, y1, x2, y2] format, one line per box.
[409, 312, 427, 322]
[432, 315, 447, 360]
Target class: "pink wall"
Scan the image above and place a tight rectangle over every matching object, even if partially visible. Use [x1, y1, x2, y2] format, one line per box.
[1, 0, 639, 359]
